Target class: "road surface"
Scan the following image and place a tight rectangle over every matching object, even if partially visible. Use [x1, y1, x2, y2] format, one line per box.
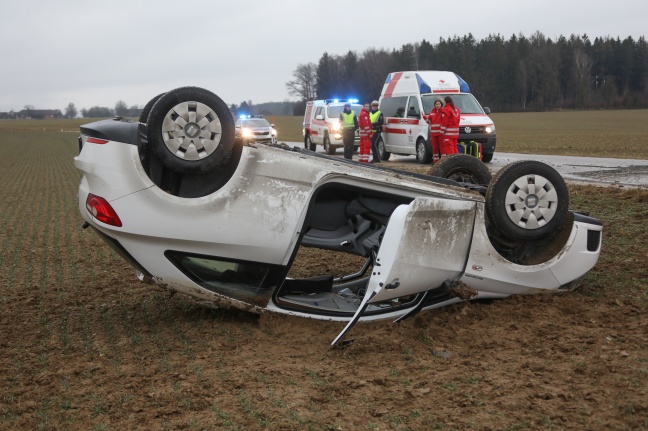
[284, 142, 648, 188]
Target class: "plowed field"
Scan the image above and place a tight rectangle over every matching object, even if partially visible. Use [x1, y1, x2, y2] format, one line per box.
[0, 128, 646, 430]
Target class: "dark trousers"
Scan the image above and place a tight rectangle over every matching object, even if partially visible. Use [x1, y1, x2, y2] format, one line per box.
[371, 132, 381, 162]
[342, 129, 355, 159]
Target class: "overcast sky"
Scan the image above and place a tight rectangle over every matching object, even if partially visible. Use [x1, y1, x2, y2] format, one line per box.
[1, 0, 646, 113]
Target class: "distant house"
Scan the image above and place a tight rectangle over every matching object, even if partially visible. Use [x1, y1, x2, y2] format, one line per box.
[16, 109, 63, 120]
[0, 112, 13, 119]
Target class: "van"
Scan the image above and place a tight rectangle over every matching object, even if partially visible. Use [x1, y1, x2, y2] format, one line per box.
[377, 71, 496, 163]
[303, 100, 361, 154]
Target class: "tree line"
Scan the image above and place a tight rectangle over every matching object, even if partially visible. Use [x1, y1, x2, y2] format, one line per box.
[286, 32, 648, 112]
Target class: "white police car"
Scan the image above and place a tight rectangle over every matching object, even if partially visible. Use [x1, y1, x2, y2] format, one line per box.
[75, 86, 602, 345]
[235, 115, 277, 145]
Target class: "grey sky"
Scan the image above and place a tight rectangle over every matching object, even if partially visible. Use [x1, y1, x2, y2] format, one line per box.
[1, 0, 645, 113]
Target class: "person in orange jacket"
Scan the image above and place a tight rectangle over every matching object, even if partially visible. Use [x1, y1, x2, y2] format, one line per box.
[440, 96, 460, 158]
[357, 103, 373, 163]
[424, 98, 444, 163]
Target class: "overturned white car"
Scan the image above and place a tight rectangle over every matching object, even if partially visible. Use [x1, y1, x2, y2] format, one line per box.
[75, 87, 602, 345]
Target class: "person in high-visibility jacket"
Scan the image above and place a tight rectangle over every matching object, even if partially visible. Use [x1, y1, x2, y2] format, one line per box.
[339, 103, 358, 160]
[358, 103, 373, 163]
[369, 100, 384, 163]
[424, 98, 444, 163]
[440, 96, 460, 158]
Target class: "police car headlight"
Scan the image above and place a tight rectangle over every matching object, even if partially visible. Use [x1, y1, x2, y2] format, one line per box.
[485, 125, 495, 134]
[242, 128, 253, 138]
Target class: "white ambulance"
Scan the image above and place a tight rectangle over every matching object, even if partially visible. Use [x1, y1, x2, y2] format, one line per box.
[377, 71, 496, 163]
[303, 99, 361, 155]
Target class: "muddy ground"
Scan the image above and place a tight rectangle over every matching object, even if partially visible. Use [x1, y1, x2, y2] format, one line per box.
[0, 155, 646, 430]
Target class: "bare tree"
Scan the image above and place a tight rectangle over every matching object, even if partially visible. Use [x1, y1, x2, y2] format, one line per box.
[64, 102, 78, 119]
[114, 100, 128, 117]
[286, 63, 317, 101]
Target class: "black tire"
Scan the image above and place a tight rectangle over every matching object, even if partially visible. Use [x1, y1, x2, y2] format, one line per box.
[377, 137, 391, 161]
[428, 154, 491, 185]
[485, 160, 569, 241]
[139, 92, 165, 123]
[416, 138, 432, 164]
[144, 87, 235, 173]
[482, 152, 494, 163]
[305, 134, 316, 151]
[323, 135, 336, 155]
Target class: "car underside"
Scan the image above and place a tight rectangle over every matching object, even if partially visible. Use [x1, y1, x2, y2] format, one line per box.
[75, 87, 603, 345]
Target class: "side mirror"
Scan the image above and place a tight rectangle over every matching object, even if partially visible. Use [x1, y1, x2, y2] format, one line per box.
[315, 114, 324, 120]
[483, 107, 491, 115]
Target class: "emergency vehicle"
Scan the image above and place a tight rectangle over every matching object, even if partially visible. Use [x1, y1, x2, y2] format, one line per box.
[377, 71, 496, 163]
[303, 99, 361, 154]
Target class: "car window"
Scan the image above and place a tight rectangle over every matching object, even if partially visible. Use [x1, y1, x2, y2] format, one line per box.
[379, 96, 408, 117]
[241, 119, 271, 127]
[421, 94, 484, 114]
[406, 97, 421, 117]
[327, 105, 362, 118]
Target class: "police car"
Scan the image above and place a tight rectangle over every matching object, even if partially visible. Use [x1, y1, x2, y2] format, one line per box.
[75, 86, 602, 346]
[235, 115, 277, 145]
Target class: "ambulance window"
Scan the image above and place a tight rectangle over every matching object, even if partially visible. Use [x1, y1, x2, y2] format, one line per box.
[379, 96, 407, 117]
[314, 107, 323, 118]
[406, 97, 421, 118]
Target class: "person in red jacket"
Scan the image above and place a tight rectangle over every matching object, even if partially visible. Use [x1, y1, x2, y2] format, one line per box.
[357, 103, 373, 163]
[440, 96, 460, 158]
[424, 98, 444, 163]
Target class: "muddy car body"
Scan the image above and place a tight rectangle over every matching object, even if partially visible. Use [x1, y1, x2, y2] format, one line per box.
[75, 87, 602, 344]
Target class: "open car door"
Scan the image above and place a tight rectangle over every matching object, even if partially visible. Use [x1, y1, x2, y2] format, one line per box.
[332, 196, 478, 346]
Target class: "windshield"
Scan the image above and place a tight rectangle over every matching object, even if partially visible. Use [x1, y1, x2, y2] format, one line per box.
[421, 94, 484, 114]
[327, 104, 363, 118]
[241, 119, 271, 128]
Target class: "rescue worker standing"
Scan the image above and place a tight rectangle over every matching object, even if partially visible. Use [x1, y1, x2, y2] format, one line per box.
[358, 103, 373, 163]
[339, 103, 358, 160]
[369, 100, 384, 163]
[440, 96, 460, 158]
[424, 98, 444, 163]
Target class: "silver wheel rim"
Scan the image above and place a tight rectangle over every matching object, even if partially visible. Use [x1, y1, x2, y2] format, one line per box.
[505, 174, 558, 229]
[161, 101, 222, 161]
[416, 141, 424, 161]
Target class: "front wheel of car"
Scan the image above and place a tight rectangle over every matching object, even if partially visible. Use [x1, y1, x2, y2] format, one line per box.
[377, 137, 391, 161]
[428, 154, 491, 185]
[482, 152, 494, 163]
[323, 135, 335, 155]
[144, 87, 235, 173]
[485, 160, 569, 241]
[416, 138, 432, 164]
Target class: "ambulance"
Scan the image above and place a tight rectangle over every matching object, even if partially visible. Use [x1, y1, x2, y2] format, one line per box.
[303, 99, 361, 155]
[377, 71, 496, 163]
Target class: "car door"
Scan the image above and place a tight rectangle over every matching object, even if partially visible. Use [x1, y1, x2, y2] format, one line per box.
[332, 196, 477, 345]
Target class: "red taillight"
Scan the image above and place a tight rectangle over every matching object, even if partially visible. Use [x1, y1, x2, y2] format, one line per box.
[87, 137, 109, 145]
[85, 194, 122, 227]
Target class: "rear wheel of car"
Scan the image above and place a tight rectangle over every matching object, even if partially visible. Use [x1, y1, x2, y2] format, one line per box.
[482, 152, 494, 163]
[428, 154, 491, 185]
[139, 92, 165, 123]
[416, 138, 432, 164]
[486, 160, 569, 241]
[305, 134, 316, 151]
[323, 135, 335, 155]
[144, 87, 235, 173]
[377, 137, 390, 161]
